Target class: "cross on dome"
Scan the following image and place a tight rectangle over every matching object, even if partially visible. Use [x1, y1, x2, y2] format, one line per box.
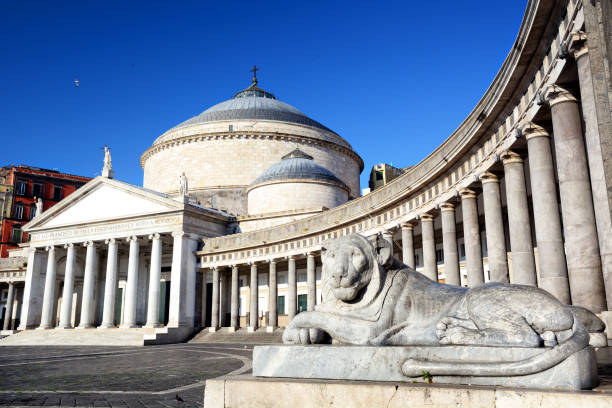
[250, 65, 260, 84]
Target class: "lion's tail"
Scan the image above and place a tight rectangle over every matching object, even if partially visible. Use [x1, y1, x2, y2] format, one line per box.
[401, 320, 589, 377]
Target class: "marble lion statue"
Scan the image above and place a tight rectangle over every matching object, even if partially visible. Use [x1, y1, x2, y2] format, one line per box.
[282, 233, 603, 377]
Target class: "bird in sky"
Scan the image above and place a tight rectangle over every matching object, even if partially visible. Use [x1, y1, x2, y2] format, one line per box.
[74, 78, 79, 87]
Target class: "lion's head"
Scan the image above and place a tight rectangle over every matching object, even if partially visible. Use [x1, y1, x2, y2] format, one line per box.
[320, 234, 393, 302]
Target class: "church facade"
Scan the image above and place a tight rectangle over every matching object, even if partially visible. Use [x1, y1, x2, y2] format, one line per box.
[3, 0, 612, 345]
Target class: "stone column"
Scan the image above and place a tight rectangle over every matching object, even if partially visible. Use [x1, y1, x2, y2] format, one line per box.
[99, 239, 119, 328]
[546, 85, 606, 312]
[502, 151, 537, 286]
[460, 189, 484, 286]
[306, 252, 316, 311]
[381, 229, 394, 254]
[168, 232, 199, 328]
[421, 214, 437, 281]
[480, 172, 509, 283]
[523, 123, 570, 303]
[78, 241, 97, 329]
[287, 256, 297, 322]
[18, 247, 47, 330]
[570, 33, 612, 310]
[267, 260, 277, 332]
[440, 203, 460, 286]
[401, 222, 415, 269]
[210, 267, 220, 330]
[249, 262, 259, 331]
[38, 246, 58, 329]
[145, 234, 163, 328]
[57, 244, 76, 329]
[230, 265, 239, 331]
[2, 282, 15, 331]
[121, 236, 139, 328]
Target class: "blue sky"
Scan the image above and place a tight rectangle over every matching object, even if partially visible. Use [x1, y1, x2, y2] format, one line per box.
[0, 1, 527, 190]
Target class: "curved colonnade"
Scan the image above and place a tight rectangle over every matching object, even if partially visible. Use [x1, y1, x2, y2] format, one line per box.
[199, 0, 612, 331]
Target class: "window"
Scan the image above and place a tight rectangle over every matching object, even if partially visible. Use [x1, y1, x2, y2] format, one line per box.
[16, 181, 26, 195]
[298, 294, 307, 313]
[375, 171, 383, 181]
[53, 185, 62, 201]
[14, 203, 24, 219]
[277, 296, 285, 315]
[459, 244, 466, 260]
[32, 183, 43, 198]
[436, 249, 444, 264]
[11, 227, 22, 243]
[29, 204, 37, 220]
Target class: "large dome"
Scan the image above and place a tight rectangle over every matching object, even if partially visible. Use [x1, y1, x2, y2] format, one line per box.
[170, 82, 334, 133]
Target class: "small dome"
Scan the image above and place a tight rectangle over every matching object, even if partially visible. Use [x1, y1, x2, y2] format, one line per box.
[251, 148, 348, 189]
[170, 80, 334, 133]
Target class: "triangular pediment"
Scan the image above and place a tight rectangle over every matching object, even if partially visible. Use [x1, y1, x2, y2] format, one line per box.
[25, 177, 183, 230]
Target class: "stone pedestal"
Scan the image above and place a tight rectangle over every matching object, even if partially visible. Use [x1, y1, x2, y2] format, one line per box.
[253, 344, 598, 390]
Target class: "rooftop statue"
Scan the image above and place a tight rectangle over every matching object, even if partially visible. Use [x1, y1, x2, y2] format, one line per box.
[179, 172, 188, 196]
[278, 233, 602, 386]
[101, 145, 114, 179]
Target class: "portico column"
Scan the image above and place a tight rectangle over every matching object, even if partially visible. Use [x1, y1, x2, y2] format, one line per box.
[121, 236, 139, 328]
[381, 230, 394, 257]
[545, 85, 606, 312]
[401, 222, 415, 268]
[502, 151, 537, 286]
[99, 238, 119, 328]
[523, 123, 570, 303]
[460, 189, 484, 286]
[145, 233, 162, 328]
[480, 172, 509, 283]
[440, 203, 460, 286]
[210, 267, 220, 330]
[167, 232, 200, 328]
[78, 241, 98, 329]
[421, 214, 437, 281]
[38, 246, 57, 329]
[18, 247, 46, 330]
[2, 282, 15, 331]
[57, 244, 76, 329]
[307, 252, 316, 311]
[249, 262, 258, 331]
[230, 265, 239, 330]
[287, 256, 297, 322]
[570, 33, 612, 310]
[267, 260, 277, 332]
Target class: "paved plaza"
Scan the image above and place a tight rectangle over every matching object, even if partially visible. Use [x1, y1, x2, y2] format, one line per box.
[0, 343, 253, 407]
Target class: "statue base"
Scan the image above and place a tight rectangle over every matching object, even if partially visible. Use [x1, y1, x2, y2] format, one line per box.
[253, 345, 598, 390]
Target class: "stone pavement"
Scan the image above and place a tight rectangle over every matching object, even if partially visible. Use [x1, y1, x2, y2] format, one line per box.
[0, 343, 253, 407]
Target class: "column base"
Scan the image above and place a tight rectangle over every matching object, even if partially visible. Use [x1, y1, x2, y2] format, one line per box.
[0, 330, 17, 335]
[75, 324, 96, 330]
[208, 327, 219, 333]
[247, 326, 258, 333]
[143, 323, 163, 328]
[36, 325, 54, 330]
[119, 324, 139, 329]
[228, 326, 238, 333]
[97, 324, 117, 329]
[55, 325, 73, 330]
[266, 326, 278, 333]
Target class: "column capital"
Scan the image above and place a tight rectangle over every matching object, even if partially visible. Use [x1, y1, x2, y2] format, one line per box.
[380, 229, 393, 238]
[45, 245, 56, 252]
[105, 238, 116, 245]
[459, 188, 477, 200]
[479, 172, 500, 184]
[63, 243, 74, 249]
[125, 235, 139, 243]
[306, 251, 316, 258]
[249, 261, 259, 267]
[400, 221, 415, 230]
[568, 31, 588, 60]
[231, 264, 239, 271]
[268, 258, 278, 265]
[148, 233, 161, 240]
[420, 213, 435, 222]
[522, 122, 550, 140]
[82, 241, 96, 248]
[501, 150, 523, 165]
[286, 255, 297, 261]
[543, 85, 577, 107]
[439, 202, 455, 212]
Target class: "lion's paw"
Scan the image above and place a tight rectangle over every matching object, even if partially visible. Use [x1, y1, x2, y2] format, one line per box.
[436, 316, 482, 345]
